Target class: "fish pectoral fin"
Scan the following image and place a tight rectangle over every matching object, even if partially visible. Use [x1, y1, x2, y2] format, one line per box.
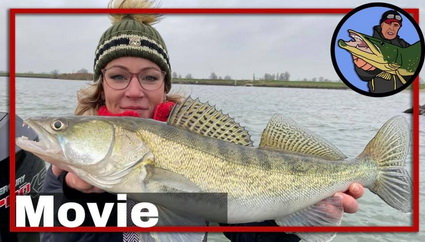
[275, 196, 343, 242]
[148, 231, 206, 242]
[376, 71, 393, 81]
[141, 232, 206, 242]
[259, 114, 347, 160]
[138, 205, 207, 241]
[144, 165, 202, 192]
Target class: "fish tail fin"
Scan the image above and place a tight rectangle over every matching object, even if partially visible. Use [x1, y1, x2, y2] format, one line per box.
[358, 116, 412, 213]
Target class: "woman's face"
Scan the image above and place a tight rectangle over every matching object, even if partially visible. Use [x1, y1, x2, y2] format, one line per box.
[102, 57, 166, 118]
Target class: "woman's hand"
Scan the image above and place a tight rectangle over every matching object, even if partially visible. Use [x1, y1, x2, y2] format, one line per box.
[335, 183, 364, 213]
[52, 165, 104, 193]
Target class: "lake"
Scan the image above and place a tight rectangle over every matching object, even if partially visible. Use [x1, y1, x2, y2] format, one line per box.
[0, 77, 423, 241]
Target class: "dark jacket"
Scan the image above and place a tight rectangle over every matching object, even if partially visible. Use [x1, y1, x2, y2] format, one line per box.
[222, 221, 300, 242]
[355, 25, 411, 93]
[40, 165, 123, 242]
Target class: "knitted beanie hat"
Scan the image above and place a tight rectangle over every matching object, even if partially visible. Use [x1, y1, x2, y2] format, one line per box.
[94, 0, 171, 93]
[379, 10, 403, 26]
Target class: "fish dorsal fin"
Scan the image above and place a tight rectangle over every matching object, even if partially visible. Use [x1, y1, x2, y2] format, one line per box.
[259, 114, 347, 160]
[167, 97, 253, 147]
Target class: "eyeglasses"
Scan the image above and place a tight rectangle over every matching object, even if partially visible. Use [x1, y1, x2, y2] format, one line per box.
[102, 67, 166, 91]
[386, 13, 402, 21]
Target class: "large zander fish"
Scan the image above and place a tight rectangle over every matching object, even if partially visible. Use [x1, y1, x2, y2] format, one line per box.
[16, 97, 412, 242]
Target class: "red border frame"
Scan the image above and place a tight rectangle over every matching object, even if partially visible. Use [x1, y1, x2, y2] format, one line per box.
[9, 8, 420, 233]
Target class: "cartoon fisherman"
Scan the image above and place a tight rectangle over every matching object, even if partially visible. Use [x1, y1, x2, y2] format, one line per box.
[340, 10, 420, 94]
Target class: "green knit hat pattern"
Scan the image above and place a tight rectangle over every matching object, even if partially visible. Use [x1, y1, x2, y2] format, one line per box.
[94, 0, 171, 92]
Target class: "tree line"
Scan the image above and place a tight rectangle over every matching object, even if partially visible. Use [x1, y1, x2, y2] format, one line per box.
[5, 69, 424, 84]
[172, 71, 341, 82]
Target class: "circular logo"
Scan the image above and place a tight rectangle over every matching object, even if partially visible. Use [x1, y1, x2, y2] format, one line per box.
[331, 3, 424, 97]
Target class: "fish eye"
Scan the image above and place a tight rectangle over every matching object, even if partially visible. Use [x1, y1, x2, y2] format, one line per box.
[51, 120, 66, 131]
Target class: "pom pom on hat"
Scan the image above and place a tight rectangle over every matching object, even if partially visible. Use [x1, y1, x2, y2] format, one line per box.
[94, 0, 172, 93]
[108, 0, 160, 25]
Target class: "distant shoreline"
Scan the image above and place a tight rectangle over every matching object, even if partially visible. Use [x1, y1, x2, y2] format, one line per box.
[0, 72, 93, 81]
[0, 72, 356, 90]
[1, 72, 423, 90]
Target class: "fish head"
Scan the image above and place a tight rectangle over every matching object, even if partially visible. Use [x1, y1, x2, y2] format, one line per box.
[15, 116, 115, 170]
[338, 29, 401, 72]
[16, 116, 153, 189]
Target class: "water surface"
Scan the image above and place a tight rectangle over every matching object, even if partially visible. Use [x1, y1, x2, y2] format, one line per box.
[0, 77, 422, 241]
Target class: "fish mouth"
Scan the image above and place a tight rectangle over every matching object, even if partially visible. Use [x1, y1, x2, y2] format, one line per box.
[343, 30, 373, 54]
[15, 118, 62, 158]
[338, 29, 384, 65]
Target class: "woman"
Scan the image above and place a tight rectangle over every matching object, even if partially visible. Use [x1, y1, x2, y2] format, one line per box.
[41, 0, 364, 241]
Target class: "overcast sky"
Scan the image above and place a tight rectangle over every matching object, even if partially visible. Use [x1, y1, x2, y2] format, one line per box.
[1, 0, 424, 81]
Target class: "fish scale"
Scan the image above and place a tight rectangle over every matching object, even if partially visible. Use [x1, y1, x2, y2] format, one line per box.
[135, 119, 383, 213]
